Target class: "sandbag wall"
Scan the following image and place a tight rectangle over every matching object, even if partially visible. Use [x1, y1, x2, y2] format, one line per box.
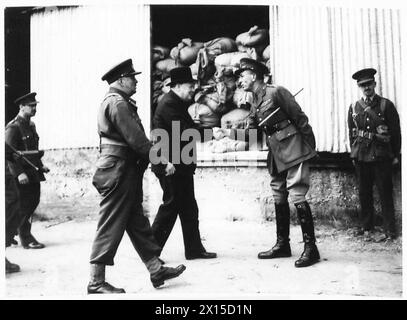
[152, 26, 270, 153]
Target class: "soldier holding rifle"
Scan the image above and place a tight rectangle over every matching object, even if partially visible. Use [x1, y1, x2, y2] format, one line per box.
[5, 92, 49, 250]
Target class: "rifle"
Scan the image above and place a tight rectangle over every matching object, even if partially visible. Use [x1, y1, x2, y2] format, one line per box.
[6, 143, 41, 171]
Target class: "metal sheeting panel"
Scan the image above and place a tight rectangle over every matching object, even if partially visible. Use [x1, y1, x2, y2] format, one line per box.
[30, 5, 151, 149]
[269, 5, 402, 152]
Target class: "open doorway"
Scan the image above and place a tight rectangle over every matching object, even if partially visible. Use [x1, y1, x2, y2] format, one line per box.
[150, 5, 269, 144]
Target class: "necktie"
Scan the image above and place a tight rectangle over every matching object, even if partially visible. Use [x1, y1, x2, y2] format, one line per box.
[365, 97, 372, 106]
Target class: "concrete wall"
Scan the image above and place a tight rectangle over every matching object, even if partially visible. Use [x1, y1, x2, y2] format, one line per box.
[37, 149, 401, 233]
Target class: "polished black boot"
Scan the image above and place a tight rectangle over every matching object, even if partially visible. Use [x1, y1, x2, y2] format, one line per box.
[150, 264, 186, 288]
[258, 202, 292, 259]
[87, 264, 125, 294]
[294, 201, 320, 268]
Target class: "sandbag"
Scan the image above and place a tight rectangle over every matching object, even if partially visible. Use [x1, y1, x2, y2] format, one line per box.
[195, 77, 236, 114]
[208, 137, 248, 153]
[170, 38, 204, 66]
[203, 37, 237, 59]
[214, 51, 252, 68]
[195, 38, 237, 84]
[221, 108, 251, 129]
[262, 45, 270, 61]
[233, 89, 253, 109]
[152, 45, 170, 63]
[155, 58, 184, 75]
[188, 103, 220, 128]
[236, 26, 269, 47]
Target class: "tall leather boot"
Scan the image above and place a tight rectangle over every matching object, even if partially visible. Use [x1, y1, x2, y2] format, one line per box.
[294, 201, 320, 267]
[87, 263, 125, 294]
[258, 202, 291, 259]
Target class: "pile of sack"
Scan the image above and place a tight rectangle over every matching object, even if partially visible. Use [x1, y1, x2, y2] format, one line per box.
[152, 26, 270, 152]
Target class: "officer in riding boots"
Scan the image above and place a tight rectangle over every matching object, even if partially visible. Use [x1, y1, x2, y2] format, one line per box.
[213, 58, 320, 267]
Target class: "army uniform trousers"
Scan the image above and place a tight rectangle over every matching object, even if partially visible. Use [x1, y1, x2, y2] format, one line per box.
[90, 154, 160, 265]
[354, 159, 395, 234]
[16, 181, 41, 245]
[270, 161, 310, 205]
[5, 167, 22, 247]
[152, 173, 205, 257]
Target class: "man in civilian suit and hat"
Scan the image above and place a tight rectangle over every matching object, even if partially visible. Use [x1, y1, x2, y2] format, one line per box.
[5, 92, 49, 250]
[88, 59, 185, 294]
[348, 68, 401, 240]
[151, 67, 217, 261]
[213, 58, 320, 267]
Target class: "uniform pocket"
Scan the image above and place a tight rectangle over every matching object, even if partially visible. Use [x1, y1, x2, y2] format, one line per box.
[92, 155, 126, 196]
[273, 124, 312, 164]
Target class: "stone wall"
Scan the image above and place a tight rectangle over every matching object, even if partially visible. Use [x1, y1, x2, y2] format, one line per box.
[38, 149, 402, 232]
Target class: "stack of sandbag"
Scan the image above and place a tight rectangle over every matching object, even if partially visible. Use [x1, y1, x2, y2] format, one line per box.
[151, 26, 271, 153]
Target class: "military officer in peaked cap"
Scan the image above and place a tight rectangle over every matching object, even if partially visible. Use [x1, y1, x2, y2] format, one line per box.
[5, 92, 49, 250]
[88, 58, 186, 294]
[213, 58, 320, 267]
[348, 68, 401, 240]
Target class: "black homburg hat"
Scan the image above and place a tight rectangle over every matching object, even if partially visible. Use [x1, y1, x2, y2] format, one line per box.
[101, 58, 141, 84]
[168, 67, 196, 86]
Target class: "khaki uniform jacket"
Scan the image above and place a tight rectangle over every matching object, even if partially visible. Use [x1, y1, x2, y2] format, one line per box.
[231, 84, 317, 174]
[97, 87, 166, 174]
[5, 115, 45, 183]
[347, 94, 401, 162]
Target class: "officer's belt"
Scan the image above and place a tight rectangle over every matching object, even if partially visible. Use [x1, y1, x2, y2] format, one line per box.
[99, 144, 130, 159]
[353, 129, 375, 140]
[100, 136, 128, 147]
[262, 119, 291, 135]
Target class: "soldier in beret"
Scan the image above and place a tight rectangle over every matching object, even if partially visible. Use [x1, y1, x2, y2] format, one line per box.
[88, 59, 185, 294]
[348, 68, 401, 240]
[5, 92, 49, 250]
[213, 58, 320, 268]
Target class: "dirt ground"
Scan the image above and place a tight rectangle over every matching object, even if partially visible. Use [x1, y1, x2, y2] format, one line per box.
[5, 208, 402, 299]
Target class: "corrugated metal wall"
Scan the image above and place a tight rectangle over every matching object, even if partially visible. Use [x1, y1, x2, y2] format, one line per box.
[30, 5, 151, 149]
[30, 4, 402, 152]
[269, 4, 402, 152]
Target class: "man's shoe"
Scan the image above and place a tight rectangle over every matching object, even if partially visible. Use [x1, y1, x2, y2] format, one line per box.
[11, 238, 18, 245]
[258, 240, 291, 259]
[87, 281, 126, 294]
[158, 257, 166, 265]
[150, 265, 186, 288]
[23, 240, 45, 249]
[295, 243, 320, 268]
[185, 251, 217, 260]
[6, 258, 20, 274]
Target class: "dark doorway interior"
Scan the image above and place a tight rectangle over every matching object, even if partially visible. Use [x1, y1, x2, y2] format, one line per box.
[151, 5, 269, 46]
[150, 5, 269, 127]
[4, 7, 31, 124]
